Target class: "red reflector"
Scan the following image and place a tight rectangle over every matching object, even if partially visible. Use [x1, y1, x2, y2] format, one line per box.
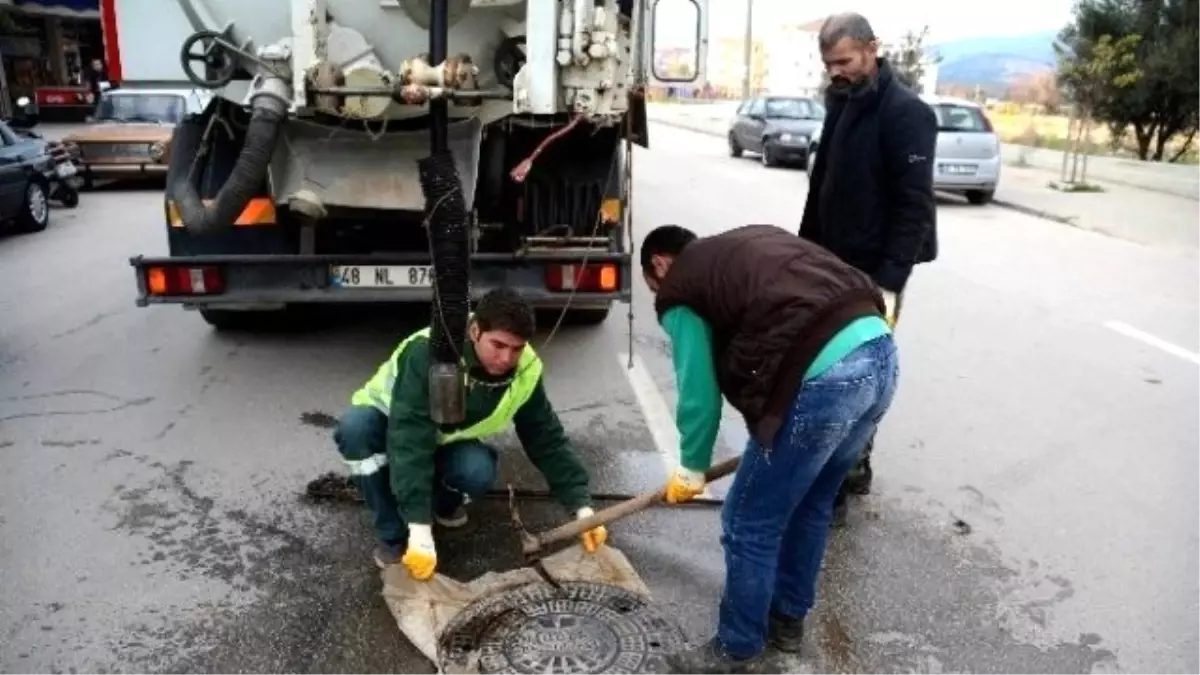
[145, 266, 225, 296]
[544, 263, 619, 293]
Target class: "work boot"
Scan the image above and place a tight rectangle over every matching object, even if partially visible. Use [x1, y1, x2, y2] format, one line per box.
[434, 506, 469, 529]
[843, 455, 873, 495]
[767, 611, 805, 654]
[832, 488, 850, 528]
[373, 540, 404, 569]
[663, 637, 763, 674]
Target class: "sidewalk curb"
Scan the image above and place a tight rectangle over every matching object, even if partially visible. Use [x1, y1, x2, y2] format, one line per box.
[991, 199, 1077, 225]
[649, 116, 723, 138]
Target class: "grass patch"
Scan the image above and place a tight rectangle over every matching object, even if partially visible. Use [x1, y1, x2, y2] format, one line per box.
[990, 110, 1199, 165]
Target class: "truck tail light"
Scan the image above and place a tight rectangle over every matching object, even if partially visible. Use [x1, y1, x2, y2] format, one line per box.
[145, 266, 226, 296]
[544, 263, 619, 293]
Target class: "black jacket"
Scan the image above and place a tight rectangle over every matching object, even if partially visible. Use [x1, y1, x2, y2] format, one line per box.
[799, 58, 938, 293]
[654, 225, 884, 445]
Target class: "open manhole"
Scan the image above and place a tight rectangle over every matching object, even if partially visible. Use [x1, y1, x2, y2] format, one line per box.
[438, 581, 687, 674]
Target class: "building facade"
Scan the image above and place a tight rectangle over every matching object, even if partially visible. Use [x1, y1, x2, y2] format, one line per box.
[0, 0, 104, 119]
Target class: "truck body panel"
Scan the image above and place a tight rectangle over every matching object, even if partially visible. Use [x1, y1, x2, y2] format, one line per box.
[107, 0, 197, 85]
[114, 0, 708, 326]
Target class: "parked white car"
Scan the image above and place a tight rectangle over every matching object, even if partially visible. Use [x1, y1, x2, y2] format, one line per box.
[805, 94, 1002, 205]
[921, 94, 1002, 205]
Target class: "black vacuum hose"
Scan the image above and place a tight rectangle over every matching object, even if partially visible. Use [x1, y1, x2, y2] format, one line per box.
[169, 98, 286, 235]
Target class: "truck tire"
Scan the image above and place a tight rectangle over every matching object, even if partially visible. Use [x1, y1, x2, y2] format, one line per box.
[565, 305, 611, 325]
[199, 308, 277, 331]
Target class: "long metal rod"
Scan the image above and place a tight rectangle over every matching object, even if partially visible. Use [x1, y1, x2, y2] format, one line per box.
[526, 456, 741, 556]
[429, 0, 450, 153]
[487, 486, 725, 506]
[740, 0, 754, 99]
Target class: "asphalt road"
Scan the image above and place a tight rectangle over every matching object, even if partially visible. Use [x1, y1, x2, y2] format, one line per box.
[1, 122, 1196, 674]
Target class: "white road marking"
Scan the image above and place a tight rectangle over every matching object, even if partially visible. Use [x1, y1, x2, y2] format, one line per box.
[618, 351, 715, 499]
[1104, 321, 1200, 365]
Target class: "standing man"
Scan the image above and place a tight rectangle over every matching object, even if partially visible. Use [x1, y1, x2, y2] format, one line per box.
[85, 58, 108, 113]
[641, 224, 900, 672]
[334, 288, 608, 578]
[800, 12, 937, 506]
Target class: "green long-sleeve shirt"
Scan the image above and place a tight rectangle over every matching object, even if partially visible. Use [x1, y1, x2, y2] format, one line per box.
[384, 336, 592, 524]
[661, 306, 891, 472]
[661, 306, 723, 473]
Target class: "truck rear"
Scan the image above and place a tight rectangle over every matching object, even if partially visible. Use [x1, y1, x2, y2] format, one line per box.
[115, 0, 708, 330]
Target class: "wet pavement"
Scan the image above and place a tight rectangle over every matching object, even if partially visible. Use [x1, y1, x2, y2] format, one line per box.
[1, 123, 1196, 673]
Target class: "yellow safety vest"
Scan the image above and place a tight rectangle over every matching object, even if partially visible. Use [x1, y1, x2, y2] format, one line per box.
[350, 326, 544, 445]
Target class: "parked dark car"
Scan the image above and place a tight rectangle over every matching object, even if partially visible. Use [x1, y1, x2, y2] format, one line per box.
[727, 95, 825, 169]
[0, 116, 61, 233]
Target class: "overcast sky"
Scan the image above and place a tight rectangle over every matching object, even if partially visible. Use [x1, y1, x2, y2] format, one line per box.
[653, 0, 1074, 46]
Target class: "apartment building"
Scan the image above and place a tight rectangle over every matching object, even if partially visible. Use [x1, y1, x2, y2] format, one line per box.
[760, 18, 825, 96]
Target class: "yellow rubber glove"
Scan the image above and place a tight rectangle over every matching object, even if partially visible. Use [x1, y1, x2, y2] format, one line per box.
[881, 290, 898, 328]
[401, 523, 437, 581]
[576, 507, 608, 553]
[665, 467, 706, 504]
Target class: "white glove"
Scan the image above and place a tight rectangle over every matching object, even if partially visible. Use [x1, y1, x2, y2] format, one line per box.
[881, 290, 898, 327]
[401, 523, 437, 580]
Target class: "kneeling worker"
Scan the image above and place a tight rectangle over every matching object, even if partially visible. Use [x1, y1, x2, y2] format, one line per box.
[641, 224, 900, 672]
[335, 288, 607, 579]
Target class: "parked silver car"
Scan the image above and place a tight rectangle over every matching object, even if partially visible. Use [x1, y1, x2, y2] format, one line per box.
[922, 94, 1002, 204]
[727, 95, 825, 168]
[805, 94, 1001, 205]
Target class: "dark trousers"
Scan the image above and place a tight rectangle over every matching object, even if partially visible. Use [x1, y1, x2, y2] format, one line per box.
[716, 337, 899, 658]
[333, 405, 498, 546]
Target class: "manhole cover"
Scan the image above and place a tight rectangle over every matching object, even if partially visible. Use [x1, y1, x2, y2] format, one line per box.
[438, 581, 686, 674]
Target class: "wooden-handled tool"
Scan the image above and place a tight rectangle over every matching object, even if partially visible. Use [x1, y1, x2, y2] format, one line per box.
[512, 456, 741, 564]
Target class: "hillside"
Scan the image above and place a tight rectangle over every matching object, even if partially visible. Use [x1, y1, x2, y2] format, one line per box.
[932, 31, 1058, 95]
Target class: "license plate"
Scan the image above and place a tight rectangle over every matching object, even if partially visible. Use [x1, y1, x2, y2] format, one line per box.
[941, 163, 977, 175]
[55, 162, 77, 178]
[331, 265, 434, 288]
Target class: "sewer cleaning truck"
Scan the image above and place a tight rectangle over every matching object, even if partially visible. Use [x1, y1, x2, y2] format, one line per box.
[117, 0, 709, 335]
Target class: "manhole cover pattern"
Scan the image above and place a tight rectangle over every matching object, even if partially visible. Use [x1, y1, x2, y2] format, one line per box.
[438, 581, 687, 674]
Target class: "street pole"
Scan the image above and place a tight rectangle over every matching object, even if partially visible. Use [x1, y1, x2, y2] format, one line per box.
[740, 0, 753, 99]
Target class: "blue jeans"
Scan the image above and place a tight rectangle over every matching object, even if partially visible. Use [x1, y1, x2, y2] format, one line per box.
[333, 405, 498, 546]
[717, 336, 899, 658]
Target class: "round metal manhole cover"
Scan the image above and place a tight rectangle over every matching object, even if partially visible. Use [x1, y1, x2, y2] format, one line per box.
[438, 581, 687, 674]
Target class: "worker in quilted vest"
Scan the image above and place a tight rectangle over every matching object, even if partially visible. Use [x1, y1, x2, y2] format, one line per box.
[334, 288, 607, 578]
[641, 224, 900, 672]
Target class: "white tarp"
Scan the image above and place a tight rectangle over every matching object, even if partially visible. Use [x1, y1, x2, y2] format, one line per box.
[381, 545, 651, 673]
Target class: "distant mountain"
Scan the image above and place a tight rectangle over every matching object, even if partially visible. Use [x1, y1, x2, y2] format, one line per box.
[930, 31, 1059, 95]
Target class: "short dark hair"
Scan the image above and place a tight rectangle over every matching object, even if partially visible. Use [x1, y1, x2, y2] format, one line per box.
[640, 225, 697, 273]
[818, 12, 876, 52]
[473, 288, 535, 339]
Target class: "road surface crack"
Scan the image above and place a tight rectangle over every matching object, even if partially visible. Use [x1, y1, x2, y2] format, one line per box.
[0, 390, 154, 423]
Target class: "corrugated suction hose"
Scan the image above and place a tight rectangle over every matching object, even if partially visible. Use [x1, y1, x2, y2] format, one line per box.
[170, 79, 289, 235]
[419, 150, 470, 422]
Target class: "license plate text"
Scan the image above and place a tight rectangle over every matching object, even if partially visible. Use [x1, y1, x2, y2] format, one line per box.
[331, 265, 434, 288]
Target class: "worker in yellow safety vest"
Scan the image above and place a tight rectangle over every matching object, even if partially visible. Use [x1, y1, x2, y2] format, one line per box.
[335, 288, 607, 579]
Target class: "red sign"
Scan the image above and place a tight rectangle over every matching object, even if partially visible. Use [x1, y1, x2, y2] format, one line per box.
[35, 87, 94, 107]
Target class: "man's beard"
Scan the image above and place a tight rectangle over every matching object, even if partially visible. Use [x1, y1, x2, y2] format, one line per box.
[827, 74, 868, 98]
